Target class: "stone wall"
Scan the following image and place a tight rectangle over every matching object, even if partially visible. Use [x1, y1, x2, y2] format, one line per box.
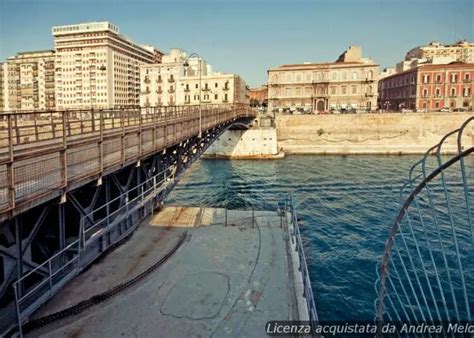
[276, 112, 474, 154]
[203, 128, 279, 159]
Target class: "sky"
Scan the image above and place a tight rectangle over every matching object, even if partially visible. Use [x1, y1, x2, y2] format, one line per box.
[0, 0, 472, 86]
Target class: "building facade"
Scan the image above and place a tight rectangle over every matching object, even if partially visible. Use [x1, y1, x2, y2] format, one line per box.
[4, 50, 56, 111]
[139, 48, 247, 107]
[405, 40, 474, 63]
[0, 63, 4, 112]
[52, 22, 162, 109]
[247, 85, 268, 106]
[378, 63, 474, 111]
[267, 46, 379, 113]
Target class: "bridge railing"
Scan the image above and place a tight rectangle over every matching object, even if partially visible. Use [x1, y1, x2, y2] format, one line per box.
[0, 104, 254, 220]
[374, 116, 473, 329]
[284, 195, 320, 330]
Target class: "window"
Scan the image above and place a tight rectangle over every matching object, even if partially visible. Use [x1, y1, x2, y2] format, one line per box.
[435, 75, 441, 83]
[450, 88, 456, 97]
[450, 74, 458, 83]
[195, 84, 198, 89]
[215, 94, 218, 99]
[341, 86, 347, 94]
[435, 88, 441, 97]
[351, 72, 358, 80]
[331, 86, 336, 95]
[215, 82, 218, 88]
[464, 87, 471, 97]
[423, 75, 430, 84]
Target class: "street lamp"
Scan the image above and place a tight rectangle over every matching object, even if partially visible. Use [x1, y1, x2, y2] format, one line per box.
[183, 53, 202, 138]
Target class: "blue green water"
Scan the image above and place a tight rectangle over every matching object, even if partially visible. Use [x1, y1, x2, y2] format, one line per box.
[167, 155, 472, 321]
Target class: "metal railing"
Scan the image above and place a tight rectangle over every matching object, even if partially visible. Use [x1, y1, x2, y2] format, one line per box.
[374, 116, 473, 331]
[284, 195, 320, 326]
[12, 162, 177, 334]
[0, 104, 254, 220]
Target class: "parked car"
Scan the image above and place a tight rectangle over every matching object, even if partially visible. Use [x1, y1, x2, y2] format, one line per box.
[401, 109, 414, 113]
[439, 108, 451, 112]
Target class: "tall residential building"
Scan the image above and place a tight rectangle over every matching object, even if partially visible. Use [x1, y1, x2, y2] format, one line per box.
[267, 46, 379, 113]
[378, 63, 474, 111]
[52, 21, 163, 109]
[139, 48, 247, 107]
[4, 50, 56, 111]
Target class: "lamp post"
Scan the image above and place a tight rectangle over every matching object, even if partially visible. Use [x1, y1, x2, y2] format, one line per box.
[183, 53, 202, 138]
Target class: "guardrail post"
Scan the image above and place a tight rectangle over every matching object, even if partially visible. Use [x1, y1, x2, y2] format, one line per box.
[60, 111, 68, 203]
[225, 207, 228, 226]
[7, 114, 16, 211]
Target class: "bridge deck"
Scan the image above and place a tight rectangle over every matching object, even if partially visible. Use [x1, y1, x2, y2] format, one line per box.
[0, 105, 254, 220]
[28, 206, 300, 338]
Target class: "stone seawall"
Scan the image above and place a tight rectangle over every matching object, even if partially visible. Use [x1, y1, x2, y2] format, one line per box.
[276, 112, 474, 154]
[203, 128, 282, 159]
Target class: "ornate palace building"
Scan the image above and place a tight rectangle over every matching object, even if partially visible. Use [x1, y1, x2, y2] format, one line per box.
[267, 46, 379, 113]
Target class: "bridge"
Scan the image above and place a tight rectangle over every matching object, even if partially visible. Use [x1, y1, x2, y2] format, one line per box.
[0, 104, 256, 334]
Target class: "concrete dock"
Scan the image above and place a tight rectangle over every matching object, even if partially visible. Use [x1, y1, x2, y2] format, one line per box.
[27, 206, 302, 338]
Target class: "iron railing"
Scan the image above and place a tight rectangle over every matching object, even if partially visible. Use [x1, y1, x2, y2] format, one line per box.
[374, 116, 474, 331]
[284, 195, 320, 327]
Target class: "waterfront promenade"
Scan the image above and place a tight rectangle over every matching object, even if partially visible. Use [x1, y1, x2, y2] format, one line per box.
[26, 206, 301, 338]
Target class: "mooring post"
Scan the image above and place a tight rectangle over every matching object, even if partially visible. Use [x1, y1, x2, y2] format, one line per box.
[252, 207, 255, 228]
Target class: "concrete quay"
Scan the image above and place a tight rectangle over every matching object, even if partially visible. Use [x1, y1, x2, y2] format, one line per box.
[27, 206, 303, 338]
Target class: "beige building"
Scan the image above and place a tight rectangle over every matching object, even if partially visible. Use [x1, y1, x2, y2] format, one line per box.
[177, 73, 247, 106]
[140, 48, 247, 107]
[53, 21, 162, 109]
[267, 46, 379, 113]
[0, 63, 4, 112]
[4, 50, 55, 111]
[405, 40, 474, 63]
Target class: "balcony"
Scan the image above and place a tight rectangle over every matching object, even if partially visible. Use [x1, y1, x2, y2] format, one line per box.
[365, 93, 374, 97]
[156, 89, 163, 94]
[184, 87, 190, 92]
[463, 79, 471, 83]
[141, 90, 151, 95]
[168, 77, 175, 83]
[223, 86, 230, 91]
[157, 77, 163, 83]
[202, 87, 211, 92]
[144, 77, 151, 84]
[168, 88, 175, 93]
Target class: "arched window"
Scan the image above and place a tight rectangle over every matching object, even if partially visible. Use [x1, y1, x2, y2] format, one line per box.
[368, 70, 373, 79]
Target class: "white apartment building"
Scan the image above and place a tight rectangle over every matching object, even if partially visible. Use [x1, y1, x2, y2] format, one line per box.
[140, 48, 247, 107]
[4, 50, 56, 111]
[53, 21, 163, 109]
[397, 40, 474, 72]
[405, 40, 474, 63]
